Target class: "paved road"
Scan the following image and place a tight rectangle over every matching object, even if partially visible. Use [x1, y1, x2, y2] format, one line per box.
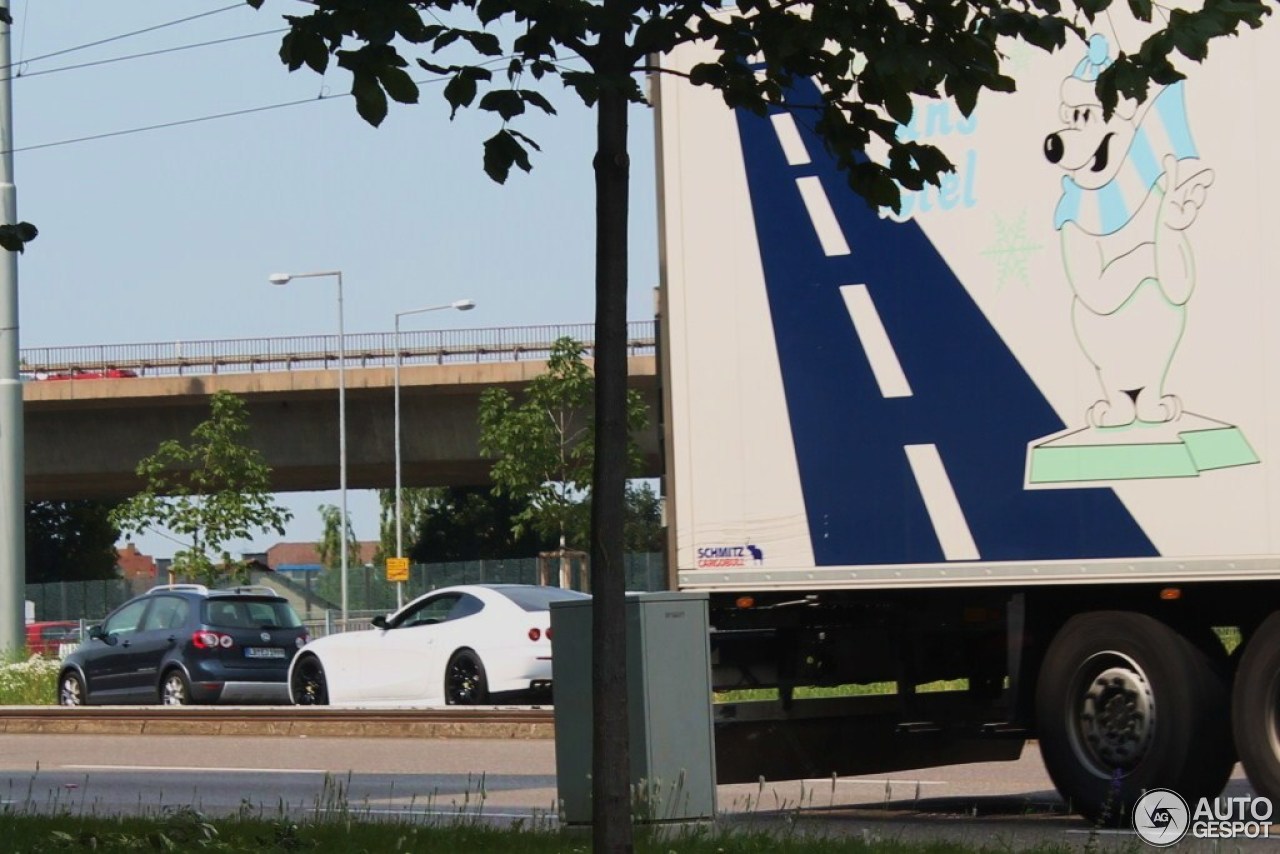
[0, 733, 1268, 850]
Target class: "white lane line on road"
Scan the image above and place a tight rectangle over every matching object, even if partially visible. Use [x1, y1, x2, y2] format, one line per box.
[904, 444, 981, 561]
[63, 765, 328, 774]
[1066, 830, 1138, 838]
[840, 284, 913, 399]
[796, 176, 851, 256]
[798, 778, 949, 786]
[315, 808, 549, 820]
[770, 114, 811, 166]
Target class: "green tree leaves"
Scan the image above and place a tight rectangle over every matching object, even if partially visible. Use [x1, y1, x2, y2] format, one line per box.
[108, 391, 292, 587]
[24, 500, 122, 584]
[316, 503, 361, 572]
[483, 128, 538, 183]
[375, 485, 661, 563]
[477, 337, 647, 551]
[248, 0, 1271, 207]
[403, 486, 556, 562]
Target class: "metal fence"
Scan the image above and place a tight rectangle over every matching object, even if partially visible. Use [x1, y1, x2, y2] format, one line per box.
[24, 578, 137, 624]
[288, 553, 668, 636]
[19, 321, 657, 378]
[24, 552, 668, 631]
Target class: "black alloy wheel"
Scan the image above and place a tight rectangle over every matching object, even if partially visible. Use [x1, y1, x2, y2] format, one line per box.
[445, 650, 489, 705]
[291, 655, 329, 706]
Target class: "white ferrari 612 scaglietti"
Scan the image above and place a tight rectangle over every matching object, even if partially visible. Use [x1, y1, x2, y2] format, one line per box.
[287, 584, 590, 706]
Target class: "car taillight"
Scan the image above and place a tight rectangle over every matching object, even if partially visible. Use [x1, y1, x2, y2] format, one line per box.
[192, 630, 234, 650]
[528, 627, 542, 642]
[296, 634, 309, 649]
[546, 626, 553, 640]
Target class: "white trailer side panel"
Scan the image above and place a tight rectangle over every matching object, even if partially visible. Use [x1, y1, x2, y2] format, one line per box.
[656, 16, 1280, 590]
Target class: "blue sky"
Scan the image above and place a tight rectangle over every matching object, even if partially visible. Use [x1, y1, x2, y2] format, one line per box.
[12, 2, 659, 559]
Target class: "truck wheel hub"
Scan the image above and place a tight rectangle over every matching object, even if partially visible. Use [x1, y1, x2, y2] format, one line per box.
[1078, 662, 1155, 771]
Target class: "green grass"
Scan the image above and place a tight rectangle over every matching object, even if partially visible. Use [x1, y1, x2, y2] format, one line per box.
[5, 626, 1242, 708]
[1215, 625, 1242, 654]
[716, 626, 1250, 705]
[0, 808, 1082, 853]
[0, 767, 1087, 854]
[0, 652, 59, 705]
[717, 680, 969, 704]
[1, 661, 973, 707]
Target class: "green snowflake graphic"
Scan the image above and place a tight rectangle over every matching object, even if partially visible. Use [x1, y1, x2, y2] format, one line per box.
[1002, 41, 1035, 77]
[981, 210, 1042, 289]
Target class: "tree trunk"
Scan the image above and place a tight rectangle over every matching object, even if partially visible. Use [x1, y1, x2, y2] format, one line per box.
[591, 16, 634, 852]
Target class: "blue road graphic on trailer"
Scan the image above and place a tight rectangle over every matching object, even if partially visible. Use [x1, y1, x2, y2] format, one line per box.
[733, 81, 1157, 565]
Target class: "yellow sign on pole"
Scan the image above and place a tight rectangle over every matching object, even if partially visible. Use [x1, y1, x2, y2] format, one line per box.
[386, 557, 410, 582]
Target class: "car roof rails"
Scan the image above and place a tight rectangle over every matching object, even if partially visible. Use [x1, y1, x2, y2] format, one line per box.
[147, 583, 209, 595]
[212, 585, 280, 597]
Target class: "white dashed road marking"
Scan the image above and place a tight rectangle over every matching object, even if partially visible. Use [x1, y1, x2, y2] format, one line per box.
[770, 113, 811, 166]
[840, 284, 913, 399]
[796, 175, 851, 256]
[904, 444, 980, 561]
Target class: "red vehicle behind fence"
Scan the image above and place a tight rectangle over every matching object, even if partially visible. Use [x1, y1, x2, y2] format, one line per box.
[26, 621, 81, 656]
[36, 369, 138, 381]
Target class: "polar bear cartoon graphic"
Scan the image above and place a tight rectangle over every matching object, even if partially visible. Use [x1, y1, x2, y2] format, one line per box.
[1043, 34, 1210, 428]
[1026, 34, 1258, 485]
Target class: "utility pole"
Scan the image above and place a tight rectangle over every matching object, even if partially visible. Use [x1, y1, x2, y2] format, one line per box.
[0, 1, 26, 653]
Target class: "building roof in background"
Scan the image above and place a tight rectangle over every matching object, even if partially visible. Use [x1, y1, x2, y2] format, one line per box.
[116, 543, 156, 579]
[265, 541, 379, 570]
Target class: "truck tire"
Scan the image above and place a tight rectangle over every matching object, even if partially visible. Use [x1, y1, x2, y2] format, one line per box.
[1035, 611, 1233, 823]
[1232, 611, 1280, 802]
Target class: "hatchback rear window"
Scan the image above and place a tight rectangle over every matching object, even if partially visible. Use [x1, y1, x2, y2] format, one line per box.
[203, 598, 302, 629]
[497, 586, 591, 612]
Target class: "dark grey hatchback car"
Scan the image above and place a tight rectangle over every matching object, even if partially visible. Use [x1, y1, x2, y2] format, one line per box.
[58, 584, 309, 706]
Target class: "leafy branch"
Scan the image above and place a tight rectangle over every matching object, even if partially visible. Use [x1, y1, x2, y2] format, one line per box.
[109, 391, 291, 587]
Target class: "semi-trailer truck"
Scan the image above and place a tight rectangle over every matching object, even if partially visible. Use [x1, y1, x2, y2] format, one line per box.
[654, 11, 1280, 820]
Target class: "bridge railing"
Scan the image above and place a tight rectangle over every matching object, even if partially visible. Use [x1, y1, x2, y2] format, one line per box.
[19, 321, 657, 378]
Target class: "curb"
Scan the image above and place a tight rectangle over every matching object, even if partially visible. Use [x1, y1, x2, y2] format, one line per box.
[0, 707, 555, 739]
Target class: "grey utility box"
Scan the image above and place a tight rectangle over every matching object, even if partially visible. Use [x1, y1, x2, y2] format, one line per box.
[551, 591, 716, 826]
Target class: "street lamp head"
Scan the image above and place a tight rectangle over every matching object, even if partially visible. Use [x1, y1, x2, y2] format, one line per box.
[452, 299, 477, 311]
[268, 273, 292, 286]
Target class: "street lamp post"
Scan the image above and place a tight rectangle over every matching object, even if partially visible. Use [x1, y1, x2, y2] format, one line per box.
[0, 4, 25, 653]
[269, 270, 349, 625]
[394, 299, 475, 608]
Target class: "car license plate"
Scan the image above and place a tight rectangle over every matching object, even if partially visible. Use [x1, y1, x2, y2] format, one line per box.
[244, 647, 286, 659]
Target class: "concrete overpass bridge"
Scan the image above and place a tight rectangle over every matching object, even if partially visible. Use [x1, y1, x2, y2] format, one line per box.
[20, 322, 660, 501]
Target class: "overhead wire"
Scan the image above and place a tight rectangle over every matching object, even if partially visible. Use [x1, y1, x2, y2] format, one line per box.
[2, 4, 581, 157]
[8, 93, 344, 154]
[15, 0, 32, 69]
[2, 29, 289, 83]
[5, 57, 523, 155]
[0, 3, 315, 155]
[0, 3, 246, 71]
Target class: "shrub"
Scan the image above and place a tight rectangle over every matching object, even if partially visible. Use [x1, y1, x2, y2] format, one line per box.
[0, 652, 60, 705]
